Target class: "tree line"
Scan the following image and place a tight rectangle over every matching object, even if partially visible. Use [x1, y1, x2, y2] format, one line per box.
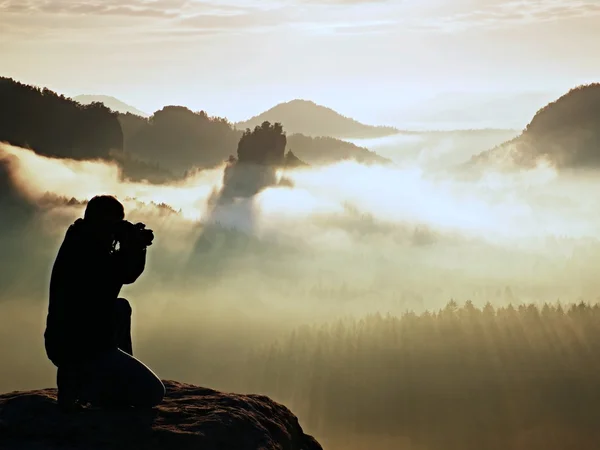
[0, 77, 383, 186]
[244, 301, 600, 450]
[0, 77, 122, 160]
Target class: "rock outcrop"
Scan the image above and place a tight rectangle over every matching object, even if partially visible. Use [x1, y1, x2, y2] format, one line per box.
[0, 380, 322, 450]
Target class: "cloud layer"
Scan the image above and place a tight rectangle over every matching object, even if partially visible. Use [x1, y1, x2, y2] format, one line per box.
[2, 0, 598, 39]
[421, 0, 600, 31]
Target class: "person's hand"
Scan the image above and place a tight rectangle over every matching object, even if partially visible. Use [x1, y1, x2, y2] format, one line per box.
[134, 222, 154, 248]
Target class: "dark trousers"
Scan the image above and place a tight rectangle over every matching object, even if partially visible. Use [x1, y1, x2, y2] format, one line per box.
[57, 298, 165, 409]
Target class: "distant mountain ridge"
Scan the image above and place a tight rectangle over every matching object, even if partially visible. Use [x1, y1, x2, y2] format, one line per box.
[73, 95, 149, 117]
[119, 107, 389, 175]
[0, 78, 389, 191]
[237, 99, 399, 139]
[470, 83, 600, 169]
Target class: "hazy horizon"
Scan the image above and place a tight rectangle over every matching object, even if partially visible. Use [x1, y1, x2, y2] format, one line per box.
[3, 83, 573, 131]
[3, 0, 599, 127]
[68, 90, 557, 132]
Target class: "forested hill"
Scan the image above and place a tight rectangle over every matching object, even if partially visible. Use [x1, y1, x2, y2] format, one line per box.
[236, 99, 399, 139]
[73, 95, 149, 117]
[119, 107, 389, 174]
[470, 84, 600, 169]
[0, 78, 388, 183]
[0, 77, 123, 160]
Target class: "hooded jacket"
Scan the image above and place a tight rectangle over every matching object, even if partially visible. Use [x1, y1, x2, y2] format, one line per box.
[44, 218, 146, 367]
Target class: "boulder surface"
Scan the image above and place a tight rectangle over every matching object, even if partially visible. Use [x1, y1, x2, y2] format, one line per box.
[0, 380, 322, 450]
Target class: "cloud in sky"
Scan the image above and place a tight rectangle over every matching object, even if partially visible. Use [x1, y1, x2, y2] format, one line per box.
[421, 0, 600, 32]
[1, 1, 293, 37]
[299, 0, 391, 4]
[0, 0, 266, 32]
[1, 0, 599, 40]
[2, 0, 216, 17]
[0, 0, 275, 16]
[1, 0, 403, 39]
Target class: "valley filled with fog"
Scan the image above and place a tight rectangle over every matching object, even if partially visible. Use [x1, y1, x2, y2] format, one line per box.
[3, 0, 600, 444]
[3, 80, 600, 449]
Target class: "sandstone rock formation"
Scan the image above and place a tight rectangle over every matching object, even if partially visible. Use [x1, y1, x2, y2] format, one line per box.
[0, 380, 322, 450]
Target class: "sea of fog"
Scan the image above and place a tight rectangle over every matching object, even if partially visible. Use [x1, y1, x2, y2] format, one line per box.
[2, 137, 600, 393]
[348, 129, 519, 169]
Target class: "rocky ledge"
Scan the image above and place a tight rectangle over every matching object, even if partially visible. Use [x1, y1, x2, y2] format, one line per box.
[0, 380, 322, 450]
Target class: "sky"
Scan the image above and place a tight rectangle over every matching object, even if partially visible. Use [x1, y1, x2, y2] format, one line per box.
[1, 0, 600, 125]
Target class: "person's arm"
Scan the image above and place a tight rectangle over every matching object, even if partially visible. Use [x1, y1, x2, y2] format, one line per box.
[113, 245, 147, 284]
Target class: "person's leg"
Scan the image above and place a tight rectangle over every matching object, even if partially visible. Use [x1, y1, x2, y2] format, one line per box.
[114, 297, 133, 356]
[57, 298, 163, 410]
[77, 348, 165, 409]
[56, 364, 84, 412]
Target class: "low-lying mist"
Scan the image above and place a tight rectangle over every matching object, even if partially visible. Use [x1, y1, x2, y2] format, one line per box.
[3, 141, 600, 448]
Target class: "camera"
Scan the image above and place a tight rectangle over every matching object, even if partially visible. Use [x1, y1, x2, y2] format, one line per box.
[112, 220, 154, 251]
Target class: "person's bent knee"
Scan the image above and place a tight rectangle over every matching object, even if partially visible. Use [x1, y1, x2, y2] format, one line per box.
[150, 379, 166, 407]
[134, 378, 165, 408]
[128, 373, 165, 408]
[115, 298, 132, 317]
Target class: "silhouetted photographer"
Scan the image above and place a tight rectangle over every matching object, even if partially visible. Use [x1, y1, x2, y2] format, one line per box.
[44, 195, 165, 411]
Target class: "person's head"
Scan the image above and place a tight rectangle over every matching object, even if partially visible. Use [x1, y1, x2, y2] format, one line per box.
[83, 196, 125, 247]
[84, 195, 125, 224]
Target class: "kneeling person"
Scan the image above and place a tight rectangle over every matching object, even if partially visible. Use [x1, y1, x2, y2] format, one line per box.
[44, 195, 165, 410]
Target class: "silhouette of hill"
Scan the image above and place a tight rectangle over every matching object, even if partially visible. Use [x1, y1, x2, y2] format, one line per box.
[120, 106, 240, 174]
[470, 84, 600, 169]
[284, 150, 308, 168]
[237, 99, 399, 139]
[73, 94, 149, 117]
[120, 108, 389, 175]
[0, 78, 388, 188]
[287, 133, 389, 165]
[0, 380, 322, 450]
[0, 78, 174, 184]
[0, 77, 123, 160]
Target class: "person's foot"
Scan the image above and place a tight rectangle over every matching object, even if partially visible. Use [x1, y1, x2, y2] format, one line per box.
[56, 366, 83, 413]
